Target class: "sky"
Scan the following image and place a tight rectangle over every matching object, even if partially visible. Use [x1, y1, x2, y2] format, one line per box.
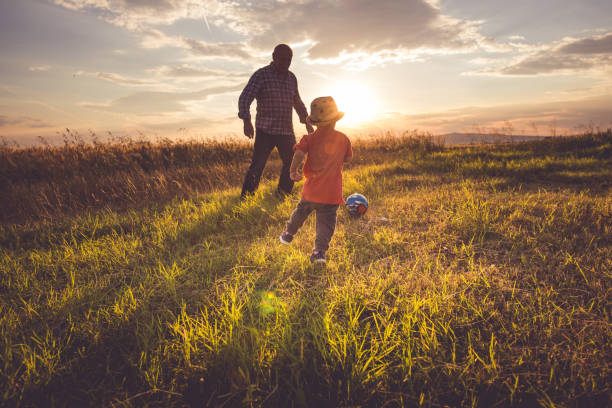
[1, 0, 611, 145]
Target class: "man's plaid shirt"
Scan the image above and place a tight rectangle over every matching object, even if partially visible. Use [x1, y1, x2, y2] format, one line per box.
[238, 63, 309, 136]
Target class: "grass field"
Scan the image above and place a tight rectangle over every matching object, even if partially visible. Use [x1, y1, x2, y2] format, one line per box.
[1, 131, 610, 407]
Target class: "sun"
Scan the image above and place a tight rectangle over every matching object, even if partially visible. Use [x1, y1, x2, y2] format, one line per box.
[325, 80, 379, 126]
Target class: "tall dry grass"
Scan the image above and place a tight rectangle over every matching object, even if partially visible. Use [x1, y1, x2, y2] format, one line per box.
[0, 130, 442, 224]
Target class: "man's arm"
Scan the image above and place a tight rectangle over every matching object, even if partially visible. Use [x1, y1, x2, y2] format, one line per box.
[289, 150, 306, 181]
[292, 77, 314, 134]
[238, 71, 261, 138]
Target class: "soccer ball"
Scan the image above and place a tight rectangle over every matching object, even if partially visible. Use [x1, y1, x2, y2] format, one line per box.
[345, 193, 368, 216]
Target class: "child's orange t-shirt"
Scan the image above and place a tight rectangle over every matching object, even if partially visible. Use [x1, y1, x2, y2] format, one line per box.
[294, 127, 352, 204]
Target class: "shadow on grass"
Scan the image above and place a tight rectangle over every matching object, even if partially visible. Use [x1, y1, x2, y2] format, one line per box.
[413, 146, 612, 195]
[8, 187, 291, 406]
[11, 177, 363, 407]
[181, 282, 338, 408]
[1, 169, 278, 252]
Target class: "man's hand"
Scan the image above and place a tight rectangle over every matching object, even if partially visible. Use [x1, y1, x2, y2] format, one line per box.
[290, 171, 303, 181]
[306, 123, 314, 134]
[243, 120, 254, 139]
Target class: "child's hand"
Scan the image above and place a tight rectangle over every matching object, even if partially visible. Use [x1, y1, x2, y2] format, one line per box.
[290, 171, 303, 181]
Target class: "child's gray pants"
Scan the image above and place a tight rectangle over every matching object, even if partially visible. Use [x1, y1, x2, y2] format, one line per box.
[286, 198, 339, 253]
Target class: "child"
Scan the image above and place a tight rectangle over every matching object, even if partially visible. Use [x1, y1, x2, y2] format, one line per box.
[279, 96, 352, 264]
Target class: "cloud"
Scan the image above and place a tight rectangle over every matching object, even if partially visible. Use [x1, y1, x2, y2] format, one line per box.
[75, 71, 155, 86]
[136, 116, 231, 132]
[0, 114, 53, 128]
[181, 38, 255, 61]
[150, 65, 248, 80]
[0, 87, 16, 98]
[81, 83, 243, 115]
[28, 65, 51, 72]
[63, 0, 612, 75]
[227, 0, 483, 67]
[53, 0, 486, 68]
[382, 94, 612, 134]
[52, 0, 226, 30]
[558, 32, 612, 55]
[476, 32, 612, 76]
[495, 54, 603, 76]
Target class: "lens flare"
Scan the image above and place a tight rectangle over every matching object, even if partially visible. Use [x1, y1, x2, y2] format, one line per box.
[258, 290, 283, 316]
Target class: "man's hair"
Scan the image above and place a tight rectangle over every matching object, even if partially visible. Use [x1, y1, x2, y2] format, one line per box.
[273, 44, 293, 56]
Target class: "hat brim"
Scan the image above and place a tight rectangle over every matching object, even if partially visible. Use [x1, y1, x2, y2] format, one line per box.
[306, 111, 344, 126]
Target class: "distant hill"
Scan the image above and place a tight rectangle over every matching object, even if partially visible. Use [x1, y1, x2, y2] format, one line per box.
[438, 132, 548, 146]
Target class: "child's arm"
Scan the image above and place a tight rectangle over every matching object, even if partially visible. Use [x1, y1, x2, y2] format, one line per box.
[289, 150, 306, 181]
[344, 140, 353, 163]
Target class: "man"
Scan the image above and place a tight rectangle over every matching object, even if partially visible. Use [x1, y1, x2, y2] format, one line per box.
[238, 43, 314, 200]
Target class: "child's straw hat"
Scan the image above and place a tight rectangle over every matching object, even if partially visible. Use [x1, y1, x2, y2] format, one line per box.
[306, 96, 344, 126]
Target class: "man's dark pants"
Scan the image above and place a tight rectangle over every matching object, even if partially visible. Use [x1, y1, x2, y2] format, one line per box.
[241, 129, 296, 198]
[286, 199, 339, 253]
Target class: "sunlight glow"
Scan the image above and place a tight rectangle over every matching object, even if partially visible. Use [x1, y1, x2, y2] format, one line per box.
[325, 80, 379, 126]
